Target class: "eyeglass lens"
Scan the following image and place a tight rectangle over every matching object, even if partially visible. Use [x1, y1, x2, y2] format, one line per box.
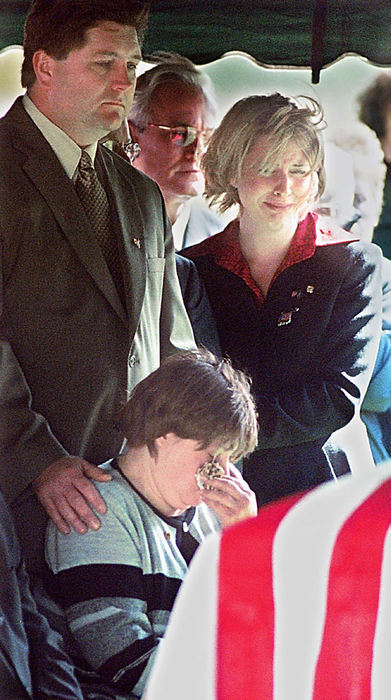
[148, 124, 212, 148]
[169, 126, 197, 147]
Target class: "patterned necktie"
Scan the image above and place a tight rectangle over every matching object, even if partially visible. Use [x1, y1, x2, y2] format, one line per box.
[75, 150, 124, 303]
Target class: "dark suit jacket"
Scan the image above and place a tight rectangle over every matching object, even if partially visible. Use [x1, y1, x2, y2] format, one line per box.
[0, 98, 194, 569]
[184, 218, 383, 505]
[0, 490, 82, 698]
[175, 254, 221, 356]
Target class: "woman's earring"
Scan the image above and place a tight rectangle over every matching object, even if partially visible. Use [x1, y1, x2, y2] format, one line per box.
[124, 139, 141, 164]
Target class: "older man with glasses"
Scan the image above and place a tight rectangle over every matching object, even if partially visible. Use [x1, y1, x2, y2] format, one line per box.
[128, 52, 233, 251]
[126, 53, 226, 355]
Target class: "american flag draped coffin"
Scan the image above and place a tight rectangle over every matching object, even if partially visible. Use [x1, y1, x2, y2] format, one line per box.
[218, 467, 391, 699]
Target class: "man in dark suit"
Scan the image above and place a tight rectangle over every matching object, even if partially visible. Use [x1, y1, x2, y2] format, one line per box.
[0, 0, 195, 572]
[0, 489, 83, 699]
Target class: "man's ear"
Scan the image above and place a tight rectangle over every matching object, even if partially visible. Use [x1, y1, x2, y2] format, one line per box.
[128, 121, 140, 141]
[32, 49, 55, 87]
[155, 433, 178, 450]
[153, 433, 177, 461]
[154, 435, 165, 451]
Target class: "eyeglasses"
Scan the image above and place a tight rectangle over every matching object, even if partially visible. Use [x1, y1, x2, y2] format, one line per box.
[147, 124, 213, 148]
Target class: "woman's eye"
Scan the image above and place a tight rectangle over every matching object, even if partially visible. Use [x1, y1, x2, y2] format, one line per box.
[258, 169, 275, 177]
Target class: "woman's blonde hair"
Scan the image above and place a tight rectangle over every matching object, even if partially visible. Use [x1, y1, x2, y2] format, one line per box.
[202, 93, 326, 213]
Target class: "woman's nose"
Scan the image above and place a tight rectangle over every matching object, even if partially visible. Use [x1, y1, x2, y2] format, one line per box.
[273, 171, 291, 195]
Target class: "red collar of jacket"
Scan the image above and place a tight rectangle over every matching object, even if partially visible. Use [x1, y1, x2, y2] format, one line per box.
[187, 212, 359, 305]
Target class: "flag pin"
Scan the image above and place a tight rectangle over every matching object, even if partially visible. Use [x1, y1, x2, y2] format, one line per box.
[277, 311, 293, 327]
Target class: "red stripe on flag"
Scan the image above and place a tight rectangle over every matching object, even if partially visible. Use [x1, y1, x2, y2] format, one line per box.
[217, 492, 305, 700]
[313, 479, 391, 699]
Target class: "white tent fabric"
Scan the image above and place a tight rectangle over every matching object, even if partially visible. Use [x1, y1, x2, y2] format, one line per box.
[0, 43, 389, 130]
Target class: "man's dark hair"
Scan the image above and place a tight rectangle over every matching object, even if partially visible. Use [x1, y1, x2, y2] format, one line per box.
[22, 0, 149, 89]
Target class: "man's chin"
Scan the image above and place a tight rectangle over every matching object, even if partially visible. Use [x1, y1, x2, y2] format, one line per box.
[175, 172, 204, 196]
[180, 183, 204, 199]
[106, 116, 124, 133]
[98, 109, 125, 132]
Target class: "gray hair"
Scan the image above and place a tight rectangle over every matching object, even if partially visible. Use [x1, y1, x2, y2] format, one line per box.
[128, 51, 217, 127]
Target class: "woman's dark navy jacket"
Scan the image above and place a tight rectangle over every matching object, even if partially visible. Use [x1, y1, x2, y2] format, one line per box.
[183, 214, 383, 506]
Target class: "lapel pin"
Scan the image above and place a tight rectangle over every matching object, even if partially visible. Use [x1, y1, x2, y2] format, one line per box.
[306, 285, 314, 293]
[277, 311, 293, 327]
[132, 237, 141, 249]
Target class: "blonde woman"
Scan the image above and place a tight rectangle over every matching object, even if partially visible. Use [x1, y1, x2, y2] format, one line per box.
[184, 93, 382, 506]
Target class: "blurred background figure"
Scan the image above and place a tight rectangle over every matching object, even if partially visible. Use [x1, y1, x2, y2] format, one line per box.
[315, 140, 357, 231]
[316, 120, 391, 464]
[319, 121, 386, 242]
[358, 71, 391, 258]
[361, 325, 391, 464]
[128, 52, 235, 250]
[184, 93, 382, 506]
[0, 45, 24, 116]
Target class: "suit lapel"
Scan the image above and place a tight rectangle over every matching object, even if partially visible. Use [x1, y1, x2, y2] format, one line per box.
[7, 99, 128, 324]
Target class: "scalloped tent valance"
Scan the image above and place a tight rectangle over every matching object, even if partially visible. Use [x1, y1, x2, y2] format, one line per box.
[0, 0, 390, 82]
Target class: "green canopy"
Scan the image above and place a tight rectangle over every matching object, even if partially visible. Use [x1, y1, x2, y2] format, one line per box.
[1, 0, 390, 82]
